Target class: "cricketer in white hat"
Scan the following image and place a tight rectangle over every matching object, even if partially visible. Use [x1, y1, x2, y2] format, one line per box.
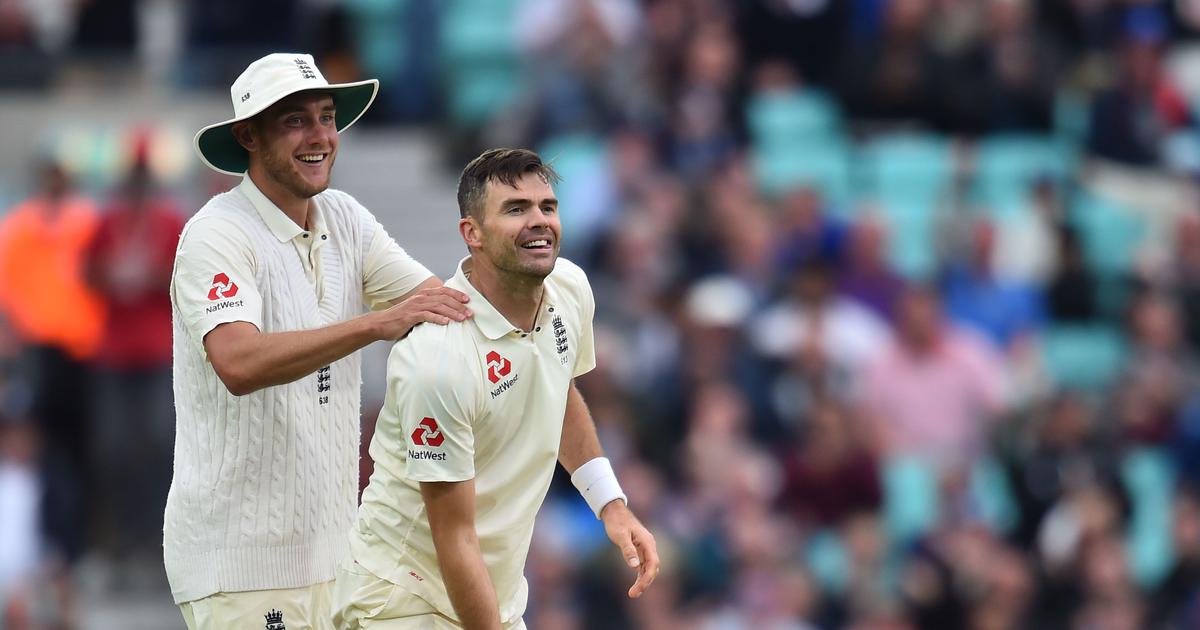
[165, 53, 471, 630]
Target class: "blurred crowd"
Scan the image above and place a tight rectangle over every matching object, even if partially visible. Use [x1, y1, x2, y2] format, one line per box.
[5, 0, 1200, 629]
[0, 131, 183, 627]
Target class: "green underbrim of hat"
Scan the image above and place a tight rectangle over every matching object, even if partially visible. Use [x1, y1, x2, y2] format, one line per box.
[195, 81, 378, 176]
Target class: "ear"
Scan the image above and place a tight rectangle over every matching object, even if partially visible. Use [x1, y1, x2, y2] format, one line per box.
[459, 216, 483, 250]
[231, 121, 257, 153]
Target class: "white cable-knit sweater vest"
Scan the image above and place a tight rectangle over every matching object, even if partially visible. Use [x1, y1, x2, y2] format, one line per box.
[164, 188, 367, 604]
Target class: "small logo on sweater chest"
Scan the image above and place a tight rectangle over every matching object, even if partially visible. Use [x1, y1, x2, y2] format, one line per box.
[265, 608, 285, 629]
[317, 366, 331, 405]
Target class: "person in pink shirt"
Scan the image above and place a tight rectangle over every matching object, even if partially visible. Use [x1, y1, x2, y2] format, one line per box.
[858, 285, 1007, 471]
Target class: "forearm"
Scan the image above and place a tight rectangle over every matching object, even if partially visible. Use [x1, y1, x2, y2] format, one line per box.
[432, 528, 503, 630]
[210, 315, 379, 395]
[558, 382, 604, 474]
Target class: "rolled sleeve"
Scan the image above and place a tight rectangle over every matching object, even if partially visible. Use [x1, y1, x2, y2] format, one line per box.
[171, 217, 263, 346]
[359, 205, 433, 309]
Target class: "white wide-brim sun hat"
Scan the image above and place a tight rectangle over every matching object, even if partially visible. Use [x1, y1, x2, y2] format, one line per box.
[194, 53, 379, 176]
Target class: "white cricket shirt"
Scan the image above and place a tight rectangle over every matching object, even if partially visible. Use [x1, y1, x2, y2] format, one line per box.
[349, 256, 596, 625]
[164, 176, 432, 604]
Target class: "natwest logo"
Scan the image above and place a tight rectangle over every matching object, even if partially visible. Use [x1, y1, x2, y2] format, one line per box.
[410, 417, 444, 447]
[207, 272, 239, 301]
[486, 351, 512, 384]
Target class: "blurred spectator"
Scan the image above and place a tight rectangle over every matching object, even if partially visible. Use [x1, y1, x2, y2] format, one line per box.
[1005, 393, 1123, 548]
[181, 0, 300, 87]
[754, 259, 890, 383]
[993, 178, 1063, 287]
[971, 0, 1060, 132]
[1086, 6, 1192, 167]
[942, 218, 1045, 351]
[1111, 292, 1200, 446]
[754, 258, 890, 435]
[0, 0, 34, 49]
[0, 160, 102, 569]
[838, 215, 906, 323]
[839, 0, 953, 131]
[71, 0, 137, 54]
[83, 138, 184, 566]
[669, 21, 741, 178]
[735, 0, 849, 87]
[0, 415, 39, 625]
[900, 524, 1033, 630]
[778, 399, 881, 529]
[1169, 210, 1200, 351]
[859, 285, 1006, 469]
[515, 0, 644, 141]
[0, 0, 59, 88]
[1151, 485, 1200, 628]
[773, 186, 848, 271]
[1046, 225, 1101, 323]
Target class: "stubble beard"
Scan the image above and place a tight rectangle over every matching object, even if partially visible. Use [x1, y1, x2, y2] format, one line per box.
[261, 146, 333, 199]
[488, 241, 557, 283]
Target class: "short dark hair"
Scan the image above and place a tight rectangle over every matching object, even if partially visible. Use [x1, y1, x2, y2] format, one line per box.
[456, 148, 560, 219]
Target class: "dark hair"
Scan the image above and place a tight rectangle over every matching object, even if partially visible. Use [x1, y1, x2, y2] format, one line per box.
[456, 148, 560, 219]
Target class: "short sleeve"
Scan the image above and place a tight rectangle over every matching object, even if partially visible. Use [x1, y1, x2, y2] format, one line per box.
[358, 204, 433, 309]
[389, 329, 478, 482]
[570, 265, 596, 378]
[171, 217, 264, 346]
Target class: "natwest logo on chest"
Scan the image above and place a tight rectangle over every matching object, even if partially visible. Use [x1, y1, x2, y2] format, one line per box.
[486, 351, 512, 384]
[486, 350, 519, 399]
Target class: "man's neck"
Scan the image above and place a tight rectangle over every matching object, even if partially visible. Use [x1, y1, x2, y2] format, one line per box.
[247, 168, 309, 229]
[467, 259, 544, 332]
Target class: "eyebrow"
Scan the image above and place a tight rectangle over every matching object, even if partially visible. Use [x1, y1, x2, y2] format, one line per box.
[500, 197, 558, 207]
[278, 103, 337, 115]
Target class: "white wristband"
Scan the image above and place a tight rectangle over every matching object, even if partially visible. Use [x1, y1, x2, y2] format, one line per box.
[571, 457, 627, 519]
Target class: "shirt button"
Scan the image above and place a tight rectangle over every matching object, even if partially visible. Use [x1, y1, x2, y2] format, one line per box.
[302, 233, 309, 239]
[548, 307, 555, 313]
[321, 235, 327, 240]
[535, 327, 541, 332]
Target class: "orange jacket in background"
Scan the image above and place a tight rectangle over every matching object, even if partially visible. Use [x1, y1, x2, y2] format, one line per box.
[0, 195, 105, 360]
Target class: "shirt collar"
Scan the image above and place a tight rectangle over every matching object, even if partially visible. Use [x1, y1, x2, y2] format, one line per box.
[238, 175, 320, 243]
[448, 256, 561, 341]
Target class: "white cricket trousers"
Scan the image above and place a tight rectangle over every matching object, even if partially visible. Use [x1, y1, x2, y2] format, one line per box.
[331, 559, 526, 630]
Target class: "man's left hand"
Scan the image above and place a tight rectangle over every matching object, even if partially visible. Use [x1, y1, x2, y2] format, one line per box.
[600, 500, 660, 598]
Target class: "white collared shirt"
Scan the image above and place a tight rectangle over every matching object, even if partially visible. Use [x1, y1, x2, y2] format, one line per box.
[349, 256, 596, 624]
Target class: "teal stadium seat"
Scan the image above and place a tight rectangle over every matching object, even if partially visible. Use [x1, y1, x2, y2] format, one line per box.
[746, 89, 841, 150]
[858, 134, 953, 279]
[881, 454, 1020, 544]
[1121, 448, 1176, 588]
[347, 0, 409, 86]
[969, 456, 1019, 535]
[971, 134, 1075, 218]
[882, 455, 939, 545]
[439, 0, 524, 126]
[804, 528, 850, 594]
[746, 89, 853, 208]
[1069, 191, 1146, 277]
[536, 133, 613, 254]
[1040, 325, 1126, 391]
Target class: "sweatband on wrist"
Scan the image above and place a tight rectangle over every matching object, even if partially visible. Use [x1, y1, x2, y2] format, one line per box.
[571, 457, 627, 519]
